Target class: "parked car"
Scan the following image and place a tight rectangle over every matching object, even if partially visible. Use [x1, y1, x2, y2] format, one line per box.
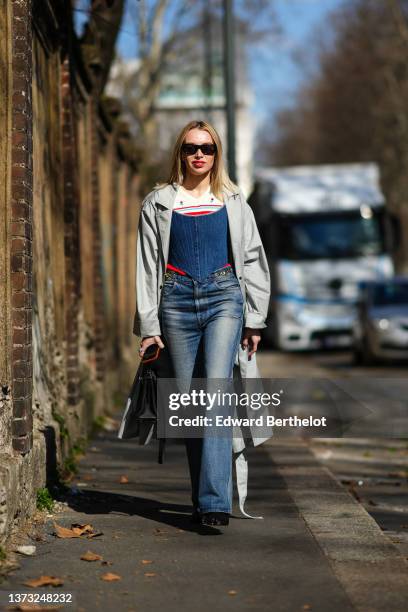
[353, 277, 408, 363]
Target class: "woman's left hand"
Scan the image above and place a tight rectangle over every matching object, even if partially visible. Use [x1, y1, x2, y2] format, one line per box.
[241, 328, 261, 360]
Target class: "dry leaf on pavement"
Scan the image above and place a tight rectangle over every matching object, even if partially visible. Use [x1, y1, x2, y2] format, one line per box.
[86, 530, 103, 539]
[71, 523, 94, 536]
[53, 522, 102, 539]
[23, 575, 64, 587]
[141, 559, 153, 565]
[6, 604, 64, 610]
[119, 475, 129, 484]
[80, 550, 103, 562]
[53, 522, 80, 539]
[101, 572, 121, 581]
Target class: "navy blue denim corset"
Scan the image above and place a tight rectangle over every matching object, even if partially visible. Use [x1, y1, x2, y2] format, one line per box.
[167, 206, 229, 281]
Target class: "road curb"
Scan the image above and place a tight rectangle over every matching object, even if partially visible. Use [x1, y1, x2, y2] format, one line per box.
[265, 439, 408, 612]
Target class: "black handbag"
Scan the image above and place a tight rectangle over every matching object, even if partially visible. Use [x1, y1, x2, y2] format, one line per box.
[118, 344, 172, 463]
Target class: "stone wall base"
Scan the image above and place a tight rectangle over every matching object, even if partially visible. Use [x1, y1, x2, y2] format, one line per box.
[0, 433, 46, 547]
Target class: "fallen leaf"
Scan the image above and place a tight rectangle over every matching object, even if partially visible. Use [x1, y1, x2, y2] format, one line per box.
[6, 604, 64, 610]
[83, 474, 94, 481]
[80, 550, 103, 562]
[144, 572, 156, 577]
[53, 521, 102, 540]
[141, 559, 153, 565]
[101, 572, 121, 581]
[119, 475, 129, 484]
[303, 605, 312, 611]
[71, 523, 94, 536]
[228, 590, 237, 596]
[53, 522, 80, 539]
[24, 575, 64, 587]
[86, 530, 103, 539]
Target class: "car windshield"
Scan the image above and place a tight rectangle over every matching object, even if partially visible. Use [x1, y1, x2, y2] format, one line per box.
[277, 210, 385, 260]
[371, 282, 408, 306]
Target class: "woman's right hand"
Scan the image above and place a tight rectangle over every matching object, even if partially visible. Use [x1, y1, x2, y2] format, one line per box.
[139, 335, 165, 357]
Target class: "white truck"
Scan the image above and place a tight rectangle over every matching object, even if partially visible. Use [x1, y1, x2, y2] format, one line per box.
[249, 163, 394, 350]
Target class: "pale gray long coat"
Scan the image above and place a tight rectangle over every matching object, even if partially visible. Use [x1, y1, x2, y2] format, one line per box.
[127, 182, 273, 517]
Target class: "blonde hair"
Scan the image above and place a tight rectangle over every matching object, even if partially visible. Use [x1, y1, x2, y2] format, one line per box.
[159, 120, 238, 201]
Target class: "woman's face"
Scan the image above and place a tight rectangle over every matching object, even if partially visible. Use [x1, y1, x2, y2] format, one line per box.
[182, 128, 216, 178]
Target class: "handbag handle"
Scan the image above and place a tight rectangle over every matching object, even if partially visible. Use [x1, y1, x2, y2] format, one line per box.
[141, 344, 161, 364]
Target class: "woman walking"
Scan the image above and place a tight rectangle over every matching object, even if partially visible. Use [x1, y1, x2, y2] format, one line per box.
[134, 120, 270, 527]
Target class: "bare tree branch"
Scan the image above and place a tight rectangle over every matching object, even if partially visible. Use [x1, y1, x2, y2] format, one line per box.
[80, 0, 125, 92]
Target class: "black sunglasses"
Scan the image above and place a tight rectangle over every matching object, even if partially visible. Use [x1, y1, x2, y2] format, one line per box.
[181, 143, 217, 156]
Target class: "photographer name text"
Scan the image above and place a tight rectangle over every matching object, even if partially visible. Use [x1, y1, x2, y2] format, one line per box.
[167, 415, 327, 427]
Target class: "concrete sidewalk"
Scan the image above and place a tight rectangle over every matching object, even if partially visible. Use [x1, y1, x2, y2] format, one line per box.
[1, 431, 407, 612]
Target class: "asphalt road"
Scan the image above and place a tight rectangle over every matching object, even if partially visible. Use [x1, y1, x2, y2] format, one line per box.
[257, 348, 408, 558]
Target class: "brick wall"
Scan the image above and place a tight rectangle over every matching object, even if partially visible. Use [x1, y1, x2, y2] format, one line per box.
[0, 0, 140, 545]
[10, 0, 34, 454]
[61, 54, 81, 406]
[90, 99, 106, 383]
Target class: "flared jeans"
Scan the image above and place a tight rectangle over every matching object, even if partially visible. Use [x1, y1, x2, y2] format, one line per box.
[159, 265, 244, 513]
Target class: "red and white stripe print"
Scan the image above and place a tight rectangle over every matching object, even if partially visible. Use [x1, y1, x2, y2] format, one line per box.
[173, 186, 224, 216]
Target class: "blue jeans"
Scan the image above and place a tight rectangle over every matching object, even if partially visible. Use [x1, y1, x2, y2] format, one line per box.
[159, 266, 244, 513]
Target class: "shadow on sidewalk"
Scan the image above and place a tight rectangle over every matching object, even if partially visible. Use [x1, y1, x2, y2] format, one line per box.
[59, 440, 289, 537]
[63, 489, 234, 536]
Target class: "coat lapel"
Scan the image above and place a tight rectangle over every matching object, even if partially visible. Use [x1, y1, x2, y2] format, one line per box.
[154, 184, 177, 265]
[225, 191, 243, 269]
[156, 208, 172, 265]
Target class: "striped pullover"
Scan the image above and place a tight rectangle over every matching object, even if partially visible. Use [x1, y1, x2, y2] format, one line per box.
[173, 185, 224, 216]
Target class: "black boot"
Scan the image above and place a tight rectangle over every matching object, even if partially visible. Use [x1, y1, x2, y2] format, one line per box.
[200, 512, 229, 526]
